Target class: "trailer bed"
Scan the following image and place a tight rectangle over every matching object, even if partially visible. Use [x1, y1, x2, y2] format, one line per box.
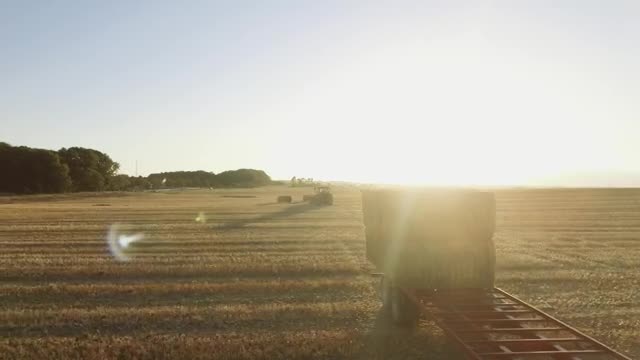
[402, 287, 632, 360]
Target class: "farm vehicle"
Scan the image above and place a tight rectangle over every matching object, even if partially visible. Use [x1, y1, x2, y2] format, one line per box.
[361, 189, 631, 360]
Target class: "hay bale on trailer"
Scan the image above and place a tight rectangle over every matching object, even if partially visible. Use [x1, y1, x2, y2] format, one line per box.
[362, 189, 496, 290]
[302, 194, 314, 202]
[277, 195, 292, 203]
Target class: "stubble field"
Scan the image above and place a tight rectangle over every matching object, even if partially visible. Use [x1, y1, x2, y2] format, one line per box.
[0, 186, 638, 359]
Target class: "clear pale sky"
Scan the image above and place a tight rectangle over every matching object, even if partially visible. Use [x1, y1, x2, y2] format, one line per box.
[2, 1, 639, 186]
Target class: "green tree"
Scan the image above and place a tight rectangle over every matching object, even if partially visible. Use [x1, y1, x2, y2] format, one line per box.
[107, 174, 132, 191]
[58, 147, 119, 191]
[215, 169, 271, 187]
[0, 143, 71, 194]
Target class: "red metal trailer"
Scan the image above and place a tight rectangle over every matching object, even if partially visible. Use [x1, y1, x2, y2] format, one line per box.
[400, 286, 632, 360]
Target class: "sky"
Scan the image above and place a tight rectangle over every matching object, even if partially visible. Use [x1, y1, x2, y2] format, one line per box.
[2, 1, 639, 186]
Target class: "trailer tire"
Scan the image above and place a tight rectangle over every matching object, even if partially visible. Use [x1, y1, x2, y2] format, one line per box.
[380, 276, 392, 314]
[391, 287, 419, 328]
[381, 278, 419, 328]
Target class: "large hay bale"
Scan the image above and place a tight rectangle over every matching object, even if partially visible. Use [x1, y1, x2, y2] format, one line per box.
[302, 194, 314, 202]
[311, 192, 333, 205]
[277, 195, 292, 203]
[361, 189, 496, 289]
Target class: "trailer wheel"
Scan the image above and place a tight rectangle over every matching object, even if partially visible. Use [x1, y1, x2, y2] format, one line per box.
[391, 287, 419, 327]
[381, 277, 419, 327]
[380, 276, 392, 313]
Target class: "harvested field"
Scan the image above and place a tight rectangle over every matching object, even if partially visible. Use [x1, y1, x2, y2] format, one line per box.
[0, 186, 638, 359]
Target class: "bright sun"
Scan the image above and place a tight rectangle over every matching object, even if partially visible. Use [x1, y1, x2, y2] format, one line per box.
[264, 33, 625, 186]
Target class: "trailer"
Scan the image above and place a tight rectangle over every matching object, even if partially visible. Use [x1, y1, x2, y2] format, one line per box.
[362, 189, 632, 360]
[398, 286, 632, 360]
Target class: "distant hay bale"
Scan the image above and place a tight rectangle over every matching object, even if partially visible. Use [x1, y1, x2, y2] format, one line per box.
[302, 195, 314, 202]
[277, 195, 292, 203]
[361, 189, 496, 289]
[311, 192, 333, 205]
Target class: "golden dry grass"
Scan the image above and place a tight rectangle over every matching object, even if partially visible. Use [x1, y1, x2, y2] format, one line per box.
[0, 186, 638, 359]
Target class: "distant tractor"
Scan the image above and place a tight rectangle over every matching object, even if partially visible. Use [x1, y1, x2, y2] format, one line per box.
[309, 185, 333, 205]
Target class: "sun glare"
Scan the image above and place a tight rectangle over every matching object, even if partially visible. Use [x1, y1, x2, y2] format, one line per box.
[267, 31, 618, 187]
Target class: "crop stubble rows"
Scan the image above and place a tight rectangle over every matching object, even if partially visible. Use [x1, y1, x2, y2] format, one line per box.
[0, 187, 638, 359]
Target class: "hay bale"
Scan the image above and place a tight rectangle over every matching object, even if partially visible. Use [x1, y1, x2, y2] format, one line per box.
[302, 194, 314, 202]
[361, 189, 496, 289]
[311, 192, 333, 205]
[277, 195, 292, 203]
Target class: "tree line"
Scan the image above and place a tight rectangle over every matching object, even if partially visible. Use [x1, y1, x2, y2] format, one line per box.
[147, 169, 271, 189]
[0, 142, 272, 194]
[290, 176, 316, 187]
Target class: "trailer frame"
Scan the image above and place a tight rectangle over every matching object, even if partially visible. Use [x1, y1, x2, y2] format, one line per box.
[392, 285, 633, 360]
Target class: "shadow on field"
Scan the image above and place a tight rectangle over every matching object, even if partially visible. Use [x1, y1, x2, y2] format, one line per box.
[256, 200, 306, 206]
[357, 308, 463, 360]
[217, 202, 318, 229]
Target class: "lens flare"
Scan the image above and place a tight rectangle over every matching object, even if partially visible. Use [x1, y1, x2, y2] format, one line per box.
[107, 224, 144, 261]
[195, 212, 207, 223]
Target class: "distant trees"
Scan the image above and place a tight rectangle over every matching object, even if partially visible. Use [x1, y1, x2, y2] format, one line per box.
[107, 175, 151, 191]
[0, 143, 120, 194]
[148, 171, 217, 189]
[0, 142, 273, 194]
[215, 169, 271, 188]
[58, 147, 119, 192]
[148, 169, 271, 188]
[0, 143, 71, 194]
[290, 176, 315, 187]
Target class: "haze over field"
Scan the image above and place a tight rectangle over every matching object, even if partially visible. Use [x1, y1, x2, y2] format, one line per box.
[2, 1, 639, 186]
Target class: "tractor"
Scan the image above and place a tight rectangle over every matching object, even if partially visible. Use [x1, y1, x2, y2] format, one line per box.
[310, 185, 333, 205]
